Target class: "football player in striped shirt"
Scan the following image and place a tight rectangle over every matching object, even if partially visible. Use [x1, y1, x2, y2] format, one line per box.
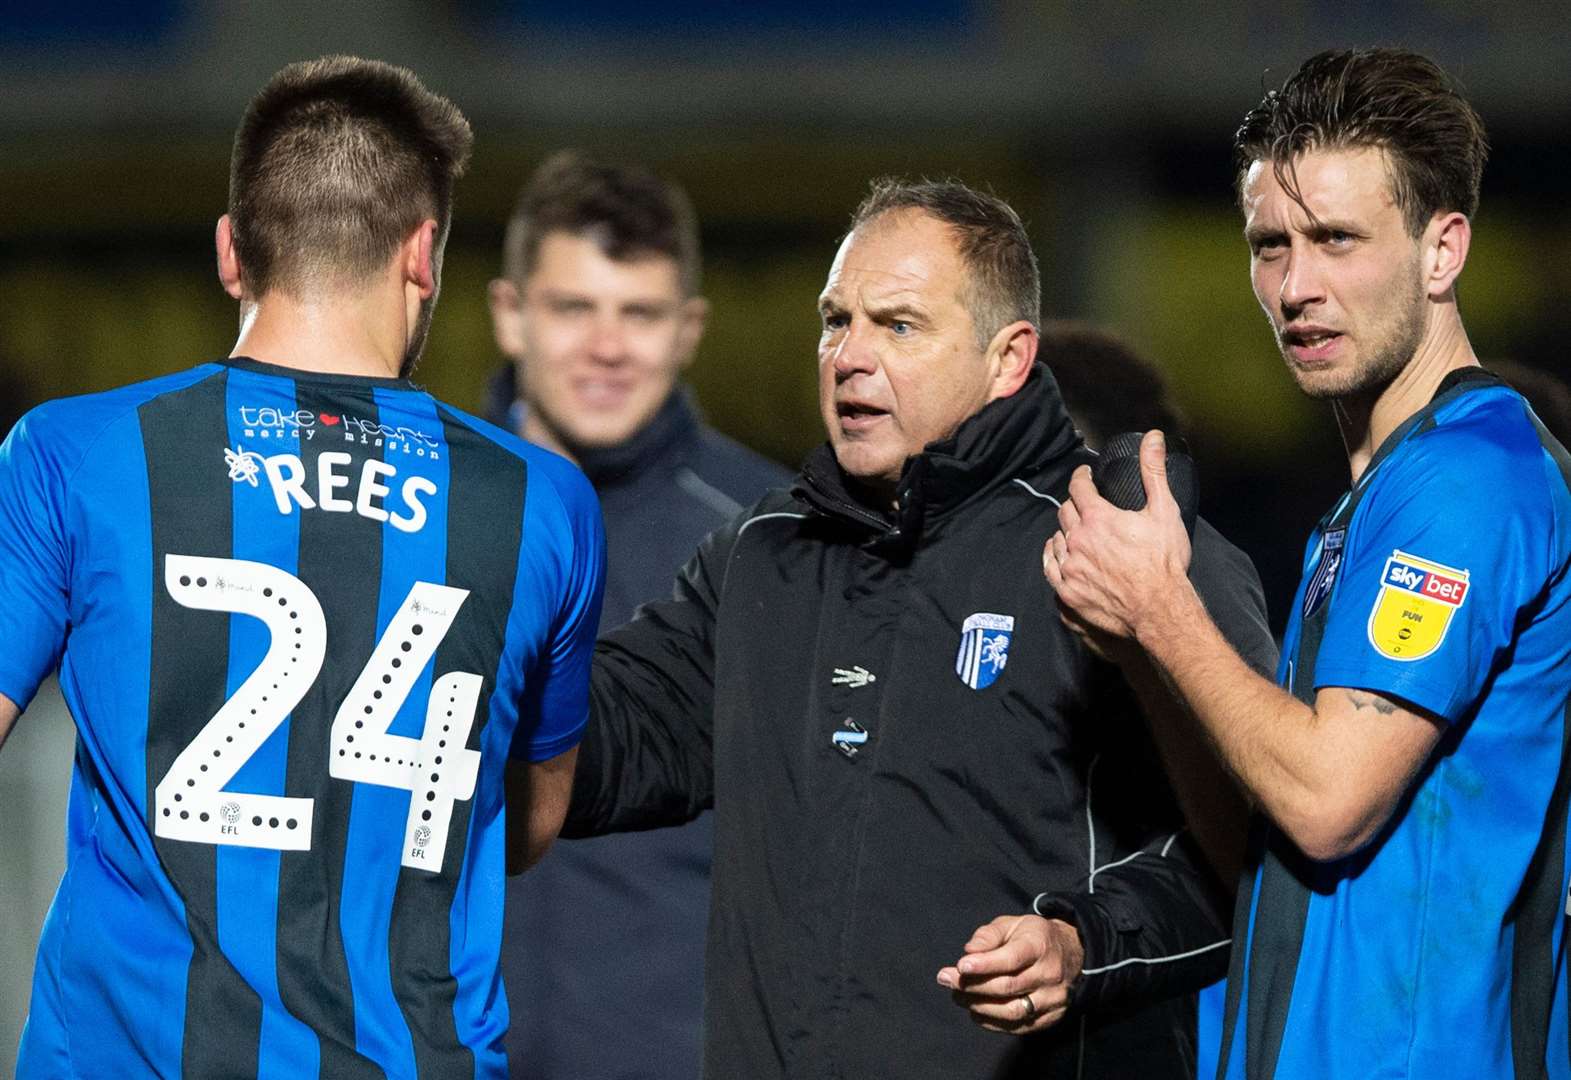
[0, 56, 604, 1079]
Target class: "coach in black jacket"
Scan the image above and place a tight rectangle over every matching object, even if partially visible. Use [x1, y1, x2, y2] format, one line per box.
[567, 180, 1276, 1078]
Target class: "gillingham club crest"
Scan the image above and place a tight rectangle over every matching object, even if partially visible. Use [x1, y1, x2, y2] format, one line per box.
[955, 612, 1014, 690]
[1367, 549, 1470, 662]
[1302, 527, 1345, 619]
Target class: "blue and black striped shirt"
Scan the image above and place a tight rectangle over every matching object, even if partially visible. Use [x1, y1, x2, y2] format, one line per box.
[0, 356, 604, 1079]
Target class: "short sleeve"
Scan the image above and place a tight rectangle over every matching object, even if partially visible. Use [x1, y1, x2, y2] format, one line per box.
[511, 459, 607, 762]
[0, 411, 71, 710]
[1311, 425, 1547, 722]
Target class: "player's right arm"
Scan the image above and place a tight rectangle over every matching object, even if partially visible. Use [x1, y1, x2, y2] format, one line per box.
[506, 453, 605, 865]
[0, 693, 19, 755]
[1049, 430, 1500, 862]
[1109, 599, 1441, 861]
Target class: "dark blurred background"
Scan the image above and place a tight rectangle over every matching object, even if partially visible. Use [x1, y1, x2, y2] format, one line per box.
[5, 2, 1570, 631]
[3, 1, 1570, 1059]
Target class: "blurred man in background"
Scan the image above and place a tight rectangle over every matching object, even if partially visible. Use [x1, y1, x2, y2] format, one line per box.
[1049, 48, 1571, 1078]
[1036, 321, 1187, 449]
[0, 57, 605, 1079]
[486, 151, 787, 1079]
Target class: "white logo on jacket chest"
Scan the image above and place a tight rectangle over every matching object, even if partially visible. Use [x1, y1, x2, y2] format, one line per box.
[956, 612, 1014, 690]
[831, 665, 877, 689]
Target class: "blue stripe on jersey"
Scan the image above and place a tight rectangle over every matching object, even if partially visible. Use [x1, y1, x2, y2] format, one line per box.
[440, 409, 527, 1078]
[33, 449, 173, 1077]
[220, 367, 321, 1078]
[454, 640, 512, 1077]
[18, 367, 221, 1078]
[1195, 978, 1224, 1080]
[455, 714, 511, 1077]
[334, 386, 450, 1075]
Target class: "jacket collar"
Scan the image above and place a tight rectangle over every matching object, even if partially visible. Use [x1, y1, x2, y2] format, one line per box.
[573, 389, 700, 486]
[794, 362, 1081, 551]
[482, 361, 700, 487]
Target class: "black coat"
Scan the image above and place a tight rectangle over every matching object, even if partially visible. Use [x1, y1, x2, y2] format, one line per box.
[488, 370, 790, 1080]
[569, 365, 1278, 1079]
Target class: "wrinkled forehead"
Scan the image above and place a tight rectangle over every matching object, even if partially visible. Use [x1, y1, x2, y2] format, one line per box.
[820, 210, 967, 307]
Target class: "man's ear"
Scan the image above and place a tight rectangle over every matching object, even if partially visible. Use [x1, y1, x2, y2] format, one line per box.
[674, 296, 709, 369]
[404, 219, 439, 299]
[986, 320, 1039, 402]
[1424, 210, 1471, 299]
[216, 215, 246, 300]
[488, 278, 526, 358]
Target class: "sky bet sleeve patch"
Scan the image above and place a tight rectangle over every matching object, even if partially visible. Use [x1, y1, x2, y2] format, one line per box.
[1366, 550, 1470, 662]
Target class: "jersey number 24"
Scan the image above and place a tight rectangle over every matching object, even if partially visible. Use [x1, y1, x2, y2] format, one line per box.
[152, 554, 482, 873]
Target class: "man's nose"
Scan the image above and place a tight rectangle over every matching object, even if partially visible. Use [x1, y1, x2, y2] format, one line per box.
[831, 320, 878, 379]
[1278, 247, 1325, 312]
[586, 316, 630, 362]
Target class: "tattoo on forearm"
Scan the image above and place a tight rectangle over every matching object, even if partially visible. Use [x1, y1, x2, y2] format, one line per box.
[1346, 690, 1400, 716]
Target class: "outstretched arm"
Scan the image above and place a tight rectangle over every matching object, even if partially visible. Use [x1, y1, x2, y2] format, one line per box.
[563, 513, 735, 838]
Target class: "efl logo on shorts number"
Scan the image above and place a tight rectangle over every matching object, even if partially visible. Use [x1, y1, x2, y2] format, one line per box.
[1366, 550, 1469, 662]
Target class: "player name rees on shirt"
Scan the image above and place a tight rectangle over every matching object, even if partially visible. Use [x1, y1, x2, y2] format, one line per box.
[226, 445, 437, 533]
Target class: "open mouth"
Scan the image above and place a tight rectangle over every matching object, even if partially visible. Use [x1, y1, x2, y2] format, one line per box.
[836, 402, 888, 430]
[1283, 327, 1343, 363]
